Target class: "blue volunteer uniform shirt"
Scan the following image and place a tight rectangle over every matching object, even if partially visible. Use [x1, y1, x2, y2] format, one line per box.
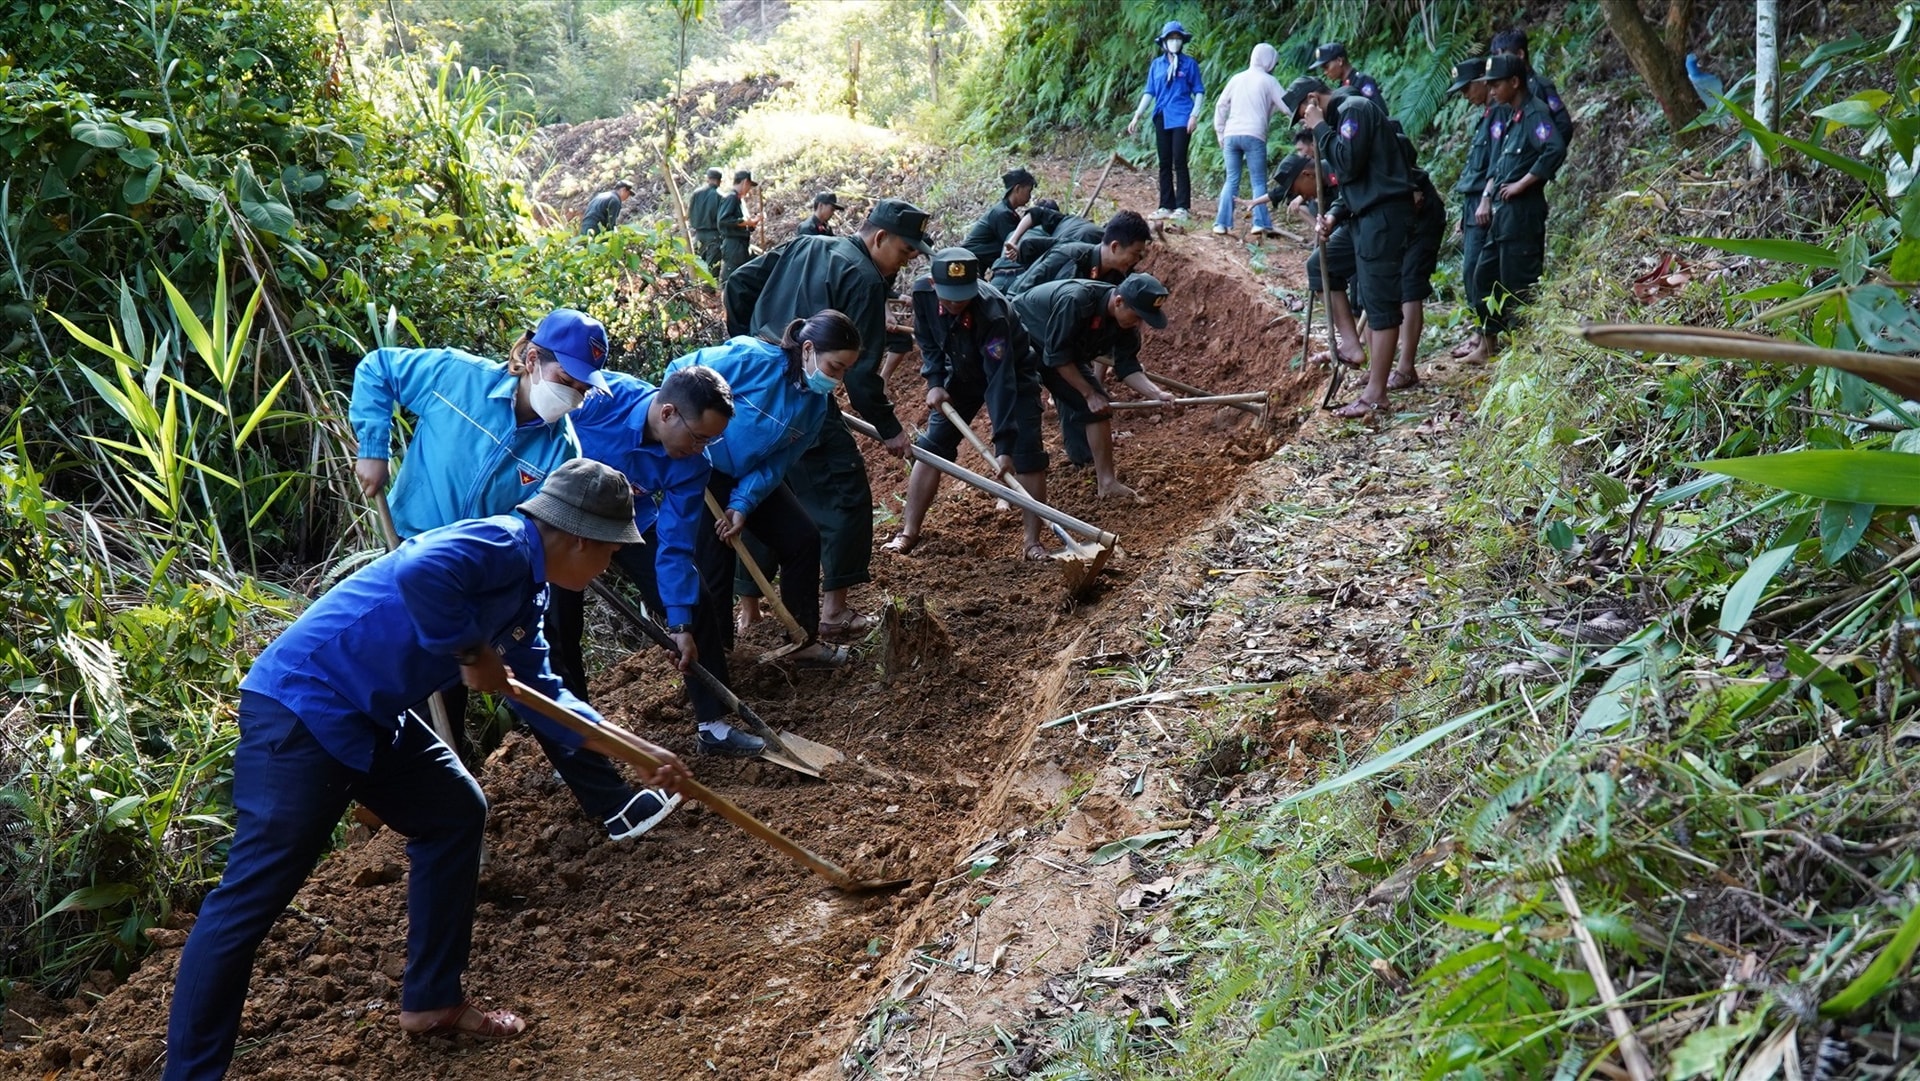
[1143, 52, 1205, 129]
[665, 337, 827, 518]
[567, 373, 712, 627]
[350, 347, 580, 539]
[239, 515, 595, 772]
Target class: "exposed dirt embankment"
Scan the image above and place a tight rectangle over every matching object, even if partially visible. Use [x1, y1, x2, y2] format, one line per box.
[1, 188, 1323, 1080]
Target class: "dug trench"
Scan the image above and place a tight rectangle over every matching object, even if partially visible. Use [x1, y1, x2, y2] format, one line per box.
[3, 229, 1321, 1080]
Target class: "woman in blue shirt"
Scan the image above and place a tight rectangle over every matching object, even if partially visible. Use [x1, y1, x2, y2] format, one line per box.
[1126, 20, 1206, 221]
[349, 309, 677, 842]
[666, 310, 860, 667]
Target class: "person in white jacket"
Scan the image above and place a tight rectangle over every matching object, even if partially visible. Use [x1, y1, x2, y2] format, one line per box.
[1211, 42, 1289, 238]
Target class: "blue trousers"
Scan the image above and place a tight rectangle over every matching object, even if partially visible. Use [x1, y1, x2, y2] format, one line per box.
[1215, 134, 1272, 232]
[164, 691, 486, 1080]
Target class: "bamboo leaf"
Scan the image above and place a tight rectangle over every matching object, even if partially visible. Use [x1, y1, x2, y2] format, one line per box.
[159, 271, 215, 375]
[247, 474, 299, 529]
[33, 883, 139, 925]
[157, 373, 229, 416]
[73, 363, 141, 429]
[223, 282, 264, 389]
[1680, 236, 1843, 268]
[1272, 703, 1502, 811]
[233, 371, 293, 447]
[47, 311, 137, 367]
[1821, 903, 1920, 1015]
[1717, 545, 1797, 661]
[1690, 450, 1920, 505]
[212, 250, 229, 386]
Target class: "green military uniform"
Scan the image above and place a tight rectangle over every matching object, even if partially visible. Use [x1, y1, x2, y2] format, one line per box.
[912, 269, 1047, 474]
[1456, 100, 1495, 314]
[1013, 277, 1143, 467]
[1472, 87, 1567, 337]
[1006, 241, 1120, 298]
[716, 190, 752, 282]
[795, 215, 833, 237]
[724, 207, 931, 593]
[1021, 205, 1104, 246]
[581, 189, 623, 235]
[688, 182, 723, 272]
[1531, 72, 1576, 145]
[1316, 86, 1414, 329]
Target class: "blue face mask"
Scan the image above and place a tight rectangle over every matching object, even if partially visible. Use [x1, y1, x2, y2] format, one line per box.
[805, 368, 841, 395]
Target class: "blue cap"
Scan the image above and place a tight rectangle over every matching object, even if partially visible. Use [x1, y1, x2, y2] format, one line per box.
[531, 308, 610, 392]
[1156, 21, 1189, 43]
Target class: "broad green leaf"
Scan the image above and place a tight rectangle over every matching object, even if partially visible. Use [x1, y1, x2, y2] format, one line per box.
[47, 310, 136, 366]
[1088, 828, 1181, 865]
[1891, 238, 1920, 282]
[1812, 99, 1884, 129]
[35, 882, 139, 924]
[70, 118, 128, 148]
[1784, 643, 1860, 713]
[171, 168, 220, 203]
[1717, 545, 1795, 662]
[1669, 1010, 1765, 1079]
[122, 162, 163, 205]
[1681, 235, 1842, 269]
[1690, 450, 1920, 505]
[1821, 903, 1920, 1015]
[1818, 500, 1874, 563]
[1577, 658, 1649, 734]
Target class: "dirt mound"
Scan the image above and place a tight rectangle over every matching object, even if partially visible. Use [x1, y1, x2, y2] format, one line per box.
[0, 199, 1320, 1080]
[526, 75, 786, 224]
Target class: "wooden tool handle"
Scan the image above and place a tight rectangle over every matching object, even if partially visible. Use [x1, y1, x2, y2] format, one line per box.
[1143, 369, 1266, 417]
[842, 413, 1118, 548]
[505, 679, 854, 886]
[936, 402, 1084, 554]
[702, 490, 808, 642]
[1108, 392, 1267, 409]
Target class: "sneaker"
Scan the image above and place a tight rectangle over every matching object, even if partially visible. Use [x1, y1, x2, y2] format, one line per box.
[1211, 225, 1228, 235]
[1149, 208, 1173, 220]
[1171, 208, 1190, 221]
[697, 728, 766, 758]
[604, 788, 682, 841]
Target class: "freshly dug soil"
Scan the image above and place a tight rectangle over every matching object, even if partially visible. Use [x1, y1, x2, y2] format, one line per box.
[1, 185, 1319, 1081]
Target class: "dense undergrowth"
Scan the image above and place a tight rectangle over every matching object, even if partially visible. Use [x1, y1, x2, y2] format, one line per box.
[1015, 9, 1920, 1081]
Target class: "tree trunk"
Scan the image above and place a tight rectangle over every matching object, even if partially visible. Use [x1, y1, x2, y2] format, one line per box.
[1753, 0, 1779, 172]
[1600, 0, 1703, 135]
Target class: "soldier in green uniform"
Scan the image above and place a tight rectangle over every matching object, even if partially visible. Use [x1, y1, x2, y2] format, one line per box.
[723, 200, 934, 636]
[1013, 274, 1176, 502]
[1463, 54, 1567, 365]
[1492, 28, 1576, 145]
[580, 181, 631, 235]
[1006, 210, 1152, 297]
[796, 191, 844, 237]
[1307, 42, 1387, 113]
[716, 169, 762, 284]
[1286, 74, 1414, 418]
[962, 168, 1037, 268]
[886, 248, 1052, 560]
[1448, 59, 1493, 359]
[688, 168, 724, 274]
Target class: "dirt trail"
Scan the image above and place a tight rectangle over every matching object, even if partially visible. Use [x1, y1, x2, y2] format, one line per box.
[2, 179, 1340, 1080]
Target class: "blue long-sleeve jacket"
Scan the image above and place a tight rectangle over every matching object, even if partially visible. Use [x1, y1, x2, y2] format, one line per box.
[567, 372, 711, 627]
[1142, 53, 1205, 129]
[349, 347, 579, 539]
[665, 337, 826, 517]
[240, 515, 594, 771]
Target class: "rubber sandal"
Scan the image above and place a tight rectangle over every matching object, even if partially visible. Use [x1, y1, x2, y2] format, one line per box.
[1331, 398, 1385, 419]
[792, 641, 850, 668]
[882, 532, 920, 556]
[403, 1001, 527, 1041]
[1387, 370, 1420, 391]
[818, 611, 879, 639]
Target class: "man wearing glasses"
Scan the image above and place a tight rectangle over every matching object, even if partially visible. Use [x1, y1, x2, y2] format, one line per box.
[545, 366, 755, 757]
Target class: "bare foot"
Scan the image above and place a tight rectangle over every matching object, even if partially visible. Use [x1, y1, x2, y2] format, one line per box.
[735, 599, 763, 634]
[1310, 348, 1365, 369]
[1462, 341, 1491, 366]
[1450, 336, 1481, 359]
[1096, 479, 1140, 502]
[882, 531, 920, 555]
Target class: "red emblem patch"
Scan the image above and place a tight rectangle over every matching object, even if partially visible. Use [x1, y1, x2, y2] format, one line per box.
[518, 468, 538, 486]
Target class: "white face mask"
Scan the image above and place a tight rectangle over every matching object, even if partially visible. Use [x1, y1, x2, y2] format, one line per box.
[529, 370, 585, 423]
[1166, 38, 1183, 55]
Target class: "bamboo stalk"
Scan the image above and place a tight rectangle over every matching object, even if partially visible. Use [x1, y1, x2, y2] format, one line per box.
[1039, 681, 1286, 730]
[1577, 323, 1920, 399]
[1551, 859, 1656, 1081]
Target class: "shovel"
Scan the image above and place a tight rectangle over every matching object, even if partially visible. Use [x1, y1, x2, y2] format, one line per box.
[1144, 369, 1266, 418]
[586, 579, 844, 778]
[1107, 392, 1268, 410]
[701, 490, 806, 664]
[505, 679, 908, 893]
[936, 401, 1113, 587]
[843, 412, 1117, 593]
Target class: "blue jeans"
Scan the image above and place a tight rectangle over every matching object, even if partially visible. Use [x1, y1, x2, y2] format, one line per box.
[1215, 135, 1272, 232]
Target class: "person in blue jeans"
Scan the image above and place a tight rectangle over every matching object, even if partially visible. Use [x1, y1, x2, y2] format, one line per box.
[162, 460, 689, 1079]
[1211, 43, 1288, 238]
[1126, 20, 1204, 221]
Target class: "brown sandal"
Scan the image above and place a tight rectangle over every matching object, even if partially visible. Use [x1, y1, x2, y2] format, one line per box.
[1331, 398, 1386, 419]
[1387, 369, 1420, 391]
[402, 1000, 527, 1041]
